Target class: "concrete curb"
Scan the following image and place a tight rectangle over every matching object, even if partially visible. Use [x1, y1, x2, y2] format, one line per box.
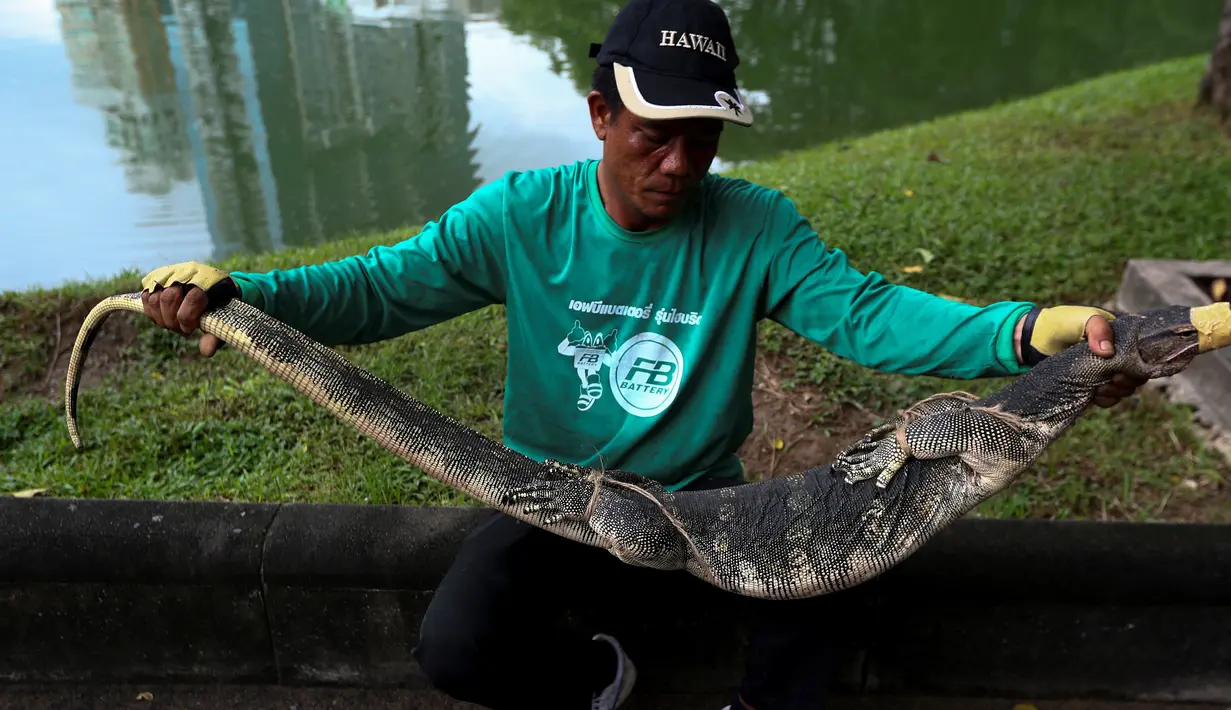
[3, 497, 1230, 702]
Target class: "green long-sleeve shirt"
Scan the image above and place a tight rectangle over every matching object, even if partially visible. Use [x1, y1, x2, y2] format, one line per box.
[231, 159, 1033, 491]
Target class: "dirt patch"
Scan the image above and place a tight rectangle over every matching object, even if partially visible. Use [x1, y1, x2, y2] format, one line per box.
[0, 299, 142, 402]
[734, 350, 1231, 523]
[737, 349, 882, 480]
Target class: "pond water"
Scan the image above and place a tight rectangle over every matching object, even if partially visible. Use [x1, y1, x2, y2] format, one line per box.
[0, 0, 1221, 293]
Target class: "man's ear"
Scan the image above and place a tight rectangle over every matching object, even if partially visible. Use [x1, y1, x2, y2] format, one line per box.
[587, 90, 610, 140]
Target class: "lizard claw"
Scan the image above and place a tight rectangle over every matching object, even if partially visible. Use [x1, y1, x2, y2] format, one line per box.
[504, 483, 569, 524]
[503, 458, 603, 526]
[835, 441, 878, 464]
[833, 417, 902, 469]
[835, 435, 887, 474]
[836, 437, 910, 488]
[839, 459, 880, 484]
[505, 482, 552, 501]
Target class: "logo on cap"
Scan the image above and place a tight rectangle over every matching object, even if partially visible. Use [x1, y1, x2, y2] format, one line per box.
[715, 91, 744, 115]
[658, 30, 728, 62]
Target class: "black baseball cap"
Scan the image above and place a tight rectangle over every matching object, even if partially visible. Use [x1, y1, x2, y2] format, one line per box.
[589, 0, 753, 126]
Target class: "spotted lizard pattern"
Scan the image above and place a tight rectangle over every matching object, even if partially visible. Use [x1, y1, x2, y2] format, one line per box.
[65, 293, 1231, 600]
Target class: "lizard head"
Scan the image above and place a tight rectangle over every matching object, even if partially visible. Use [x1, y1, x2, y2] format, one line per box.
[1121, 302, 1231, 378]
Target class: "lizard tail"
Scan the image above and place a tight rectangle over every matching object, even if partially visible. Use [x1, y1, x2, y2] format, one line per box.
[62, 293, 604, 546]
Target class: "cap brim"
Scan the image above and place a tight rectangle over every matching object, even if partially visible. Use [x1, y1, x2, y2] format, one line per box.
[613, 62, 753, 126]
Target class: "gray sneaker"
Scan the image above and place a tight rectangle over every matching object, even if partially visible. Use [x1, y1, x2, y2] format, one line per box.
[590, 633, 636, 709]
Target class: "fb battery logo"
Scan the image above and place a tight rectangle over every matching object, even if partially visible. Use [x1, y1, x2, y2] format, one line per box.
[610, 332, 684, 417]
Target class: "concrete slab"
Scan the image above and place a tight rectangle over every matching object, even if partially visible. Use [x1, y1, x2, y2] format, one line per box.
[6, 498, 1231, 704]
[1116, 258, 1231, 434]
[0, 684, 1227, 710]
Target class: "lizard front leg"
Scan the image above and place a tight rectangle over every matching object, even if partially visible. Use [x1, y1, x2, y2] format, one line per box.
[503, 459, 617, 525]
[504, 461, 694, 571]
[835, 399, 1035, 490]
[834, 391, 980, 486]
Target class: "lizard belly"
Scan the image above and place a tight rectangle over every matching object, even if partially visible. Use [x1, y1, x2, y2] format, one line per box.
[659, 458, 974, 600]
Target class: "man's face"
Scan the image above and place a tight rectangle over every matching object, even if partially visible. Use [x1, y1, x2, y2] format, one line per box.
[588, 90, 723, 229]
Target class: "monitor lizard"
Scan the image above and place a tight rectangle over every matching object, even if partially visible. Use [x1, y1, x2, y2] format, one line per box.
[64, 292, 1231, 600]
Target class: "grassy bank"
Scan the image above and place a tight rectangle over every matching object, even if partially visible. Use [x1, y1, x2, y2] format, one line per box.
[3, 55, 1229, 520]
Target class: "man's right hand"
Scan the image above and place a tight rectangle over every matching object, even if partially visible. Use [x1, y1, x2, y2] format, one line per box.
[139, 261, 238, 357]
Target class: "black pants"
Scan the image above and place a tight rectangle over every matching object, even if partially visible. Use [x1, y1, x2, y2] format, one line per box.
[412, 475, 864, 709]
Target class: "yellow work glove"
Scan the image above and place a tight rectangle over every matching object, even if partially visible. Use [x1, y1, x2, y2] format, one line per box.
[139, 261, 238, 357]
[1020, 305, 1116, 365]
[141, 261, 232, 294]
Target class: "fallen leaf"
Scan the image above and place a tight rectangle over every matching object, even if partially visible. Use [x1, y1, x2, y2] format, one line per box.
[1212, 277, 1227, 301]
[136, 691, 154, 701]
[914, 248, 935, 264]
[939, 293, 969, 303]
[10, 488, 46, 498]
[774, 438, 785, 450]
[927, 151, 948, 163]
[903, 188, 914, 197]
[1012, 704, 1038, 710]
[898, 265, 925, 274]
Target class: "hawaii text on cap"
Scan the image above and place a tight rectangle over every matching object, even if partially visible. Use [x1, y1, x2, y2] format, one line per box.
[589, 0, 753, 126]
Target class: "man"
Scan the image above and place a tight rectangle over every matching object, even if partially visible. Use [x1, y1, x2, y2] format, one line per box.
[137, 0, 1145, 707]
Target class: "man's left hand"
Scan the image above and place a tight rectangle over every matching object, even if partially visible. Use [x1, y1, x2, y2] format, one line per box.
[1016, 305, 1148, 409]
[1081, 313, 1148, 408]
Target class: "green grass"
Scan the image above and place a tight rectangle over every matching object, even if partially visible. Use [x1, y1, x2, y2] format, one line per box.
[2, 55, 1229, 520]
[738, 55, 1231, 520]
[1, 230, 503, 506]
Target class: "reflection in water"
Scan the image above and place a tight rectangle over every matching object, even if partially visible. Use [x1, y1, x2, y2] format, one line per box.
[3, 0, 1222, 291]
[57, 0, 195, 196]
[499, 0, 1222, 164]
[40, 0, 481, 278]
[169, 0, 481, 258]
[166, 0, 273, 255]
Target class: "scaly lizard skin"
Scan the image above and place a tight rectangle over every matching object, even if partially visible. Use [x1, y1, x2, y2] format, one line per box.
[65, 294, 1231, 600]
[504, 302, 1231, 598]
[63, 294, 607, 548]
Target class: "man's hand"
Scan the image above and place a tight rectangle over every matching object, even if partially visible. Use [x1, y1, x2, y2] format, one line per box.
[1015, 305, 1147, 409]
[1081, 313, 1147, 408]
[140, 261, 238, 357]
